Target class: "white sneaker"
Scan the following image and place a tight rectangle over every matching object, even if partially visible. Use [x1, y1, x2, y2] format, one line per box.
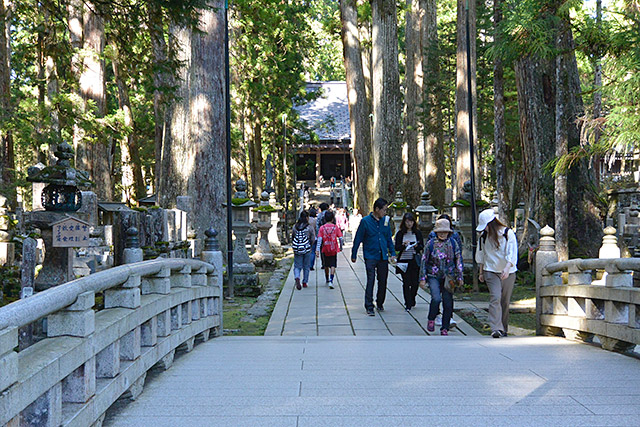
[328, 281, 334, 289]
[435, 314, 442, 326]
[450, 319, 457, 329]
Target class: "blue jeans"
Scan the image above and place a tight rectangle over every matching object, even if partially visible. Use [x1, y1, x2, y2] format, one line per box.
[294, 251, 313, 284]
[427, 276, 453, 330]
[309, 240, 317, 269]
[364, 258, 389, 311]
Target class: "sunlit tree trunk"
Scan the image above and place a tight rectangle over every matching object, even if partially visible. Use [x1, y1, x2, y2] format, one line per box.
[455, 0, 477, 199]
[77, 3, 113, 199]
[403, 0, 424, 208]
[371, 0, 402, 200]
[159, 23, 191, 207]
[188, 2, 227, 240]
[149, 5, 169, 194]
[340, 0, 373, 212]
[423, 0, 445, 208]
[358, 0, 373, 112]
[493, 0, 508, 220]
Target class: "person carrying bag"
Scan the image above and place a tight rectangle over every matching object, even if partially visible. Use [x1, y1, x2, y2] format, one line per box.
[394, 212, 424, 312]
[419, 219, 463, 335]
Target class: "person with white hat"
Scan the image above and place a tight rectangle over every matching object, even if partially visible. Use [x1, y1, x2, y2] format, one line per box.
[418, 218, 463, 335]
[475, 209, 518, 338]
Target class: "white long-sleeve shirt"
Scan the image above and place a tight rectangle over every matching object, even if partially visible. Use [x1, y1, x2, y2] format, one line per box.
[475, 227, 518, 274]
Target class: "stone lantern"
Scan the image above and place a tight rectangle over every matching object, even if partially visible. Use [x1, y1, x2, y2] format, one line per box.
[415, 191, 438, 237]
[252, 191, 275, 267]
[26, 142, 92, 291]
[227, 179, 259, 296]
[390, 191, 407, 234]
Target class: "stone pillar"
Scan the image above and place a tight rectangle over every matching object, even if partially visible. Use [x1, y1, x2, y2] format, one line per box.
[0, 195, 14, 268]
[202, 228, 224, 328]
[252, 192, 275, 268]
[48, 291, 96, 338]
[30, 162, 46, 211]
[105, 228, 142, 309]
[514, 202, 525, 244]
[535, 226, 559, 336]
[0, 327, 18, 394]
[599, 226, 621, 259]
[268, 192, 283, 255]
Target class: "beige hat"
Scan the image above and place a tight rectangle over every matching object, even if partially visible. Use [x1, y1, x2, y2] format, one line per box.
[433, 218, 453, 234]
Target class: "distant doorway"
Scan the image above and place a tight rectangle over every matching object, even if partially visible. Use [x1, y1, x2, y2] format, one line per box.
[295, 154, 316, 181]
[321, 153, 351, 180]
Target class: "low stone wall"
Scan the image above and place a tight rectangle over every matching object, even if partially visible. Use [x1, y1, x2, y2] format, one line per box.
[0, 257, 223, 427]
[536, 226, 639, 353]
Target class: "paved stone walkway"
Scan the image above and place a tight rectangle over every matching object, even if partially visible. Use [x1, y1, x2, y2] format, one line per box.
[105, 335, 640, 426]
[265, 247, 479, 337]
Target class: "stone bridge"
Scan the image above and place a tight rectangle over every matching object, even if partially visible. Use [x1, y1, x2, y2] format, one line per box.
[1, 228, 639, 426]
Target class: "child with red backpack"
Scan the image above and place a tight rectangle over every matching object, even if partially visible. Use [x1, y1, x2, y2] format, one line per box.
[316, 210, 343, 289]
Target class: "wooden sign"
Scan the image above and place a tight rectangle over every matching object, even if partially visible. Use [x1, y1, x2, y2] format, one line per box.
[51, 216, 91, 247]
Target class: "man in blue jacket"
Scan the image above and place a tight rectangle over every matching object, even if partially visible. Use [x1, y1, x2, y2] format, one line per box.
[351, 198, 397, 316]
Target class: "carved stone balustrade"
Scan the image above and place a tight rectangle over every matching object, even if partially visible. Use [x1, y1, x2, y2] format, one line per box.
[0, 254, 223, 427]
[536, 226, 639, 353]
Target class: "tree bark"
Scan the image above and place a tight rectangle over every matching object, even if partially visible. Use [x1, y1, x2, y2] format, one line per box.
[340, 0, 373, 213]
[77, 3, 112, 200]
[493, 0, 508, 220]
[149, 6, 169, 194]
[423, 0, 445, 208]
[159, 23, 191, 207]
[455, 0, 478, 199]
[358, 2, 373, 112]
[188, 2, 227, 242]
[371, 0, 402, 200]
[515, 55, 555, 253]
[0, 0, 14, 196]
[246, 109, 263, 198]
[403, 0, 424, 208]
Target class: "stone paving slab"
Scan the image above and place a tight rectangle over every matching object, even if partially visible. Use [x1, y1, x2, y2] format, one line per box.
[105, 335, 640, 427]
[266, 239, 479, 337]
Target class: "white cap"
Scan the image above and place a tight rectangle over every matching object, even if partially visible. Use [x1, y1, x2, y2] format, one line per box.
[476, 209, 496, 232]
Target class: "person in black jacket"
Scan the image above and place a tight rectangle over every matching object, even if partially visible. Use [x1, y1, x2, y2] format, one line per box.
[394, 213, 424, 311]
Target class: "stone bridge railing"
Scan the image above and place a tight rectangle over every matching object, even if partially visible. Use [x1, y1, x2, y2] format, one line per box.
[0, 249, 223, 426]
[536, 226, 639, 353]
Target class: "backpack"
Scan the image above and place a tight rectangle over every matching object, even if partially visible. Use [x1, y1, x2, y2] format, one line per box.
[292, 225, 311, 254]
[320, 224, 340, 256]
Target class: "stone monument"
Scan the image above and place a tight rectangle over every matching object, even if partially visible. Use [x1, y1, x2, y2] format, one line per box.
[268, 192, 283, 255]
[415, 191, 437, 237]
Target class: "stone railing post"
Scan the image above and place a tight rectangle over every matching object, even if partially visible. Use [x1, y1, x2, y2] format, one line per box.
[202, 228, 224, 335]
[536, 225, 558, 335]
[106, 227, 142, 309]
[0, 327, 18, 394]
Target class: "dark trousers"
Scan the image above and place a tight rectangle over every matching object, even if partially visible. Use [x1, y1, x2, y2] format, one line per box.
[364, 258, 389, 310]
[400, 259, 420, 308]
[427, 276, 454, 330]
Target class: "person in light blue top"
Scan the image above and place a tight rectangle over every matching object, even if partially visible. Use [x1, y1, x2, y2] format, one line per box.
[351, 198, 397, 316]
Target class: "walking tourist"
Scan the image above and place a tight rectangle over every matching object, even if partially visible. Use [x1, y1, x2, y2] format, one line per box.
[330, 176, 336, 205]
[351, 198, 397, 316]
[317, 210, 343, 289]
[315, 203, 331, 280]
[475, 209, 518, 338]
[291, 211, 315, 290]
[308, 207, 318, 271]
[428, 214, 462, 328]
[394, 212, 424, 312]
[336, 208, 348, 234]
[419, 219, 463, 335]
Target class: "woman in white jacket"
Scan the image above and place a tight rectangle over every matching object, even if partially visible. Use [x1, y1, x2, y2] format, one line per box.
[475, 209, 518, 338]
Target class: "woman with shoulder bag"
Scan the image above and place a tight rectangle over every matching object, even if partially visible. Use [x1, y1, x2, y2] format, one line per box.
[394, 213, 424, 312]
[475, 209, 518, 338]
[419, 219, 463, 335]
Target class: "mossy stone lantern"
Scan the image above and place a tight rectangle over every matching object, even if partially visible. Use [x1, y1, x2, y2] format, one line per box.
[27, 142, 92, 212]
[415, 191, 438, 236]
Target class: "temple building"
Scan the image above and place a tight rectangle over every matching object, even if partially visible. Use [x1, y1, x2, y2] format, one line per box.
[294, 81, 352, 184]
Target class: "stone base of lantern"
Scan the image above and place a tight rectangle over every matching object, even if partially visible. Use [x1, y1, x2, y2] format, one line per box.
[252, 251, 275, 268]
[231, 272, 261, 297]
